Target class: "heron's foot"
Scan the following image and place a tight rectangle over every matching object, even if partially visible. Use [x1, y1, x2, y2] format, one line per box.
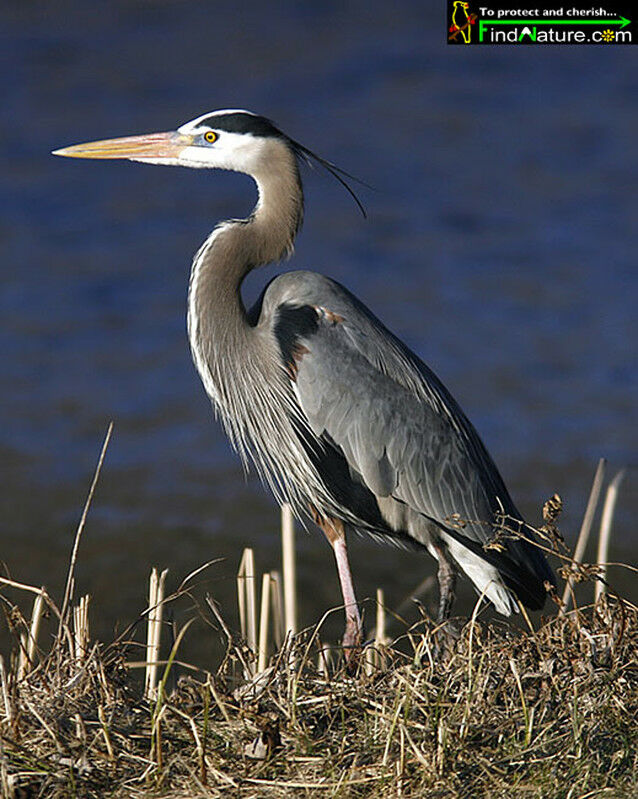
[432, 619, 460, 660]
[342, 613, 363, 673]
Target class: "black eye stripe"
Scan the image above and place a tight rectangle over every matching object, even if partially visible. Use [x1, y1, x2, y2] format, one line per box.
[197, 113, 285, 139]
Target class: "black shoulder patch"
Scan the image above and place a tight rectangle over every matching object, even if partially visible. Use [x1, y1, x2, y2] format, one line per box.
[274, 303, 319, 379]
[199, 113, 285, 139]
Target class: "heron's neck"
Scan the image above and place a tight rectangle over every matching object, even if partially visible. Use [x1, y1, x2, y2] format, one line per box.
[190, 156, 303, 318]
[187, 153, 303, 407]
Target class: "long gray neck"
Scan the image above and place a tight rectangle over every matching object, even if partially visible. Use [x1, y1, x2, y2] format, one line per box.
[187, 144, 303, 420]
[189, 150, 303, 319]
[186, 147, 337, 518]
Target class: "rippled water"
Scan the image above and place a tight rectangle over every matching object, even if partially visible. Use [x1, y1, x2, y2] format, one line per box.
[1, 1, 636, 660]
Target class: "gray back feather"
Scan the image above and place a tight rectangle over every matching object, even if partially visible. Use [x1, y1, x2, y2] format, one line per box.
[260, 270, 552, 584]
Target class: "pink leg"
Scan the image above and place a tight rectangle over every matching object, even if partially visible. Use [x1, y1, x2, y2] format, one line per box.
[312, 512, 363, 663]
[332, 534, 363, 653]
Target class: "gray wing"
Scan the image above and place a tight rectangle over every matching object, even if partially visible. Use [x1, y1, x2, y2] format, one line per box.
[260, 270, 554, 604]
[296, 310, 501, 544]
[266, 270, 510, 543]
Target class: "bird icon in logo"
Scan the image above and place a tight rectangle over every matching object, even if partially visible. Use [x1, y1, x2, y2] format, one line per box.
[449, 1, 477, 43]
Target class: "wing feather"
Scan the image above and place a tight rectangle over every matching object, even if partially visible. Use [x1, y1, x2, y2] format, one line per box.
[260, 271, 555, 605]
[294, 316, 497, 544]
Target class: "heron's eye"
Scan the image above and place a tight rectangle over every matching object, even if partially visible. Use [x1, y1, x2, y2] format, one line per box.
[204, 131, 217, 144]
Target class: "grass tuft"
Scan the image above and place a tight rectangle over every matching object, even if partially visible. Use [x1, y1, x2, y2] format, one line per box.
[0, 450, 635, 797]
[0, 577, 635, 797]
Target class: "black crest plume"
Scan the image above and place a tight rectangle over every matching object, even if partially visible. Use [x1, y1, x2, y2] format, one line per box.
[289, 138, 368, 219]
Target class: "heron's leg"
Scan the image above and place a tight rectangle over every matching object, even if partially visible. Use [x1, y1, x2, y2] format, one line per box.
[332, 533, 363, 652]
[432, 543, 458, 623]
[313, 512, 363, 661]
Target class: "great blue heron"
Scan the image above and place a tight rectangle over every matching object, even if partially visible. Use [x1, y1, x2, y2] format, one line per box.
[54, 109, 555, 657]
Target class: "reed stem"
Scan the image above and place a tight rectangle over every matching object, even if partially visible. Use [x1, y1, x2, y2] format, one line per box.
[560, 458, 606, 613]
[594, 469, 625, 602]
[257, 573, 271, 673]
[281, 504, 297, 637]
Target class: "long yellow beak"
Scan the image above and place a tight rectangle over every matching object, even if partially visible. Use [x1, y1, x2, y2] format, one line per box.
[52, 131, 193, 160]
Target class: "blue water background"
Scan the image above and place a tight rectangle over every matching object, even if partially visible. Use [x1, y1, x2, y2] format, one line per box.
[0, 1, 636, 656]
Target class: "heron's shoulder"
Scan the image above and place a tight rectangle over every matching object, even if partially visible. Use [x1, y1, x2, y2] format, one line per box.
[260, 270, 355, 311]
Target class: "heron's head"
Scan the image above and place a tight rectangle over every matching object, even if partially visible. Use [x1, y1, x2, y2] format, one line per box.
[53, 109, 295, 175]
[54, 108, 365, 214]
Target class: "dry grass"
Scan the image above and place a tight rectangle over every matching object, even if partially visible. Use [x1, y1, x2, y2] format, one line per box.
[0, 442, 635, 797]
[0, 582, 636, 798]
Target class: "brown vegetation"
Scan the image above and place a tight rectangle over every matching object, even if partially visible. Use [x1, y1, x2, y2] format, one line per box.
[0, 442, 635, 797]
